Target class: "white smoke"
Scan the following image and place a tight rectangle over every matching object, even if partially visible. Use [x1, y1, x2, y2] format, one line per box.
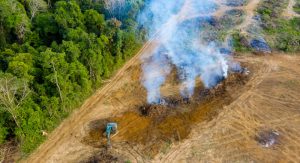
[142, 50, 171, 103]
[139, 0, 232, 104]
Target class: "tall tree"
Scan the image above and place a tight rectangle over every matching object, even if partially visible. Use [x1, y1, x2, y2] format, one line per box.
[28, 0, 48, 20]
[0, 0, 30, 43]
[7, 53, 33, 81]
[40, 49, 66, 105]
[84, 9, 105, 35]
[54, 0, 84, 34]
[0, 73, 30, 129]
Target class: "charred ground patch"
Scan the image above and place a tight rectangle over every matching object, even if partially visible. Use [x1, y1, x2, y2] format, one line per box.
[81, 64, 252, 159]
[79, 149, 123, 163]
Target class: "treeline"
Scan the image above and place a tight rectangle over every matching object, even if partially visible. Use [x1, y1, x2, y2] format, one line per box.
[0, 0, 145, 154]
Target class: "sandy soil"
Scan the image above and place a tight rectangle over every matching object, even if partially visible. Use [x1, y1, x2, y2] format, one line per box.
[25, 53, 300, 163]
[23, 0, 300, 162]
[154, 54, 300, 162]
[235, 0, 261, 34]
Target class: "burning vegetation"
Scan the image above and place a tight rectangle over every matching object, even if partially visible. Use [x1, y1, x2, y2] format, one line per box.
[139, 66, 250, 118]
[82, 64, 251, 159]
[80, 0, 260, 161]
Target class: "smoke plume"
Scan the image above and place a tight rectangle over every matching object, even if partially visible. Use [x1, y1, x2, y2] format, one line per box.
[139, 0, 233, 104]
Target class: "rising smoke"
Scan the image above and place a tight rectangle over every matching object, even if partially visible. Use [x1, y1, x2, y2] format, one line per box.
[138, 0, 232, 104]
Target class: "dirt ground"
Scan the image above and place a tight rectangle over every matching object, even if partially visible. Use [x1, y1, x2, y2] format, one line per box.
[24, 52, 300, 163]
[79, 63, 250, 161]
[153, 54, 300, 162]
[22, 0, 300, 162]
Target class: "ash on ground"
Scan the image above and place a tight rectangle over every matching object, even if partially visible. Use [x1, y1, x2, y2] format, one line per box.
[139, 97, 189, 118]
[139, 67, 250, 118]
[82, 64, 252, 159]
[255, 130, 280, 148]
[80, 149, 121, 163]
[140, 104, 168, 117]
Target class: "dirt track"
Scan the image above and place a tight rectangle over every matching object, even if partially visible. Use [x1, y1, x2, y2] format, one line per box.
[236, 0, 261, 34]
[25, 0, 300, 162]
[283, 0, 300, 18]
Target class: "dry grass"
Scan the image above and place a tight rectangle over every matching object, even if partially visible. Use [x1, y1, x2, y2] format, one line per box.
[0, 148, 4, 163]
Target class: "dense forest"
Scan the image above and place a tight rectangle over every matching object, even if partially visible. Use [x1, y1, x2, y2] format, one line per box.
[0, 0, 144, 154]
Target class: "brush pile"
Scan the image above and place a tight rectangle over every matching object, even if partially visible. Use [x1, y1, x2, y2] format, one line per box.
[255, 130, 280, 148]
[82, 149, 120, 163]
[140, 104, 167, 117]
[139, 67, 250, 117]
[139, 97, 187, 116]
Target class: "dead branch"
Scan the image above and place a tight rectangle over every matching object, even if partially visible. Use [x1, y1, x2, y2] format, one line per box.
[50, 61, 63, 104]
[0, 76, 30, 128]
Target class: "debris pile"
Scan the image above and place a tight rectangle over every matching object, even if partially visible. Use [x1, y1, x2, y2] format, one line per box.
[140, 104, 167, 117]
[82, 64, 251, 160]
[255, 130, 280, 148]
[198, 69, 249, 99]
[139, 97, 191, 117]
[140, 67, 250, 117]
[250, 39, 272, 54]
[81, 150, 120, 163]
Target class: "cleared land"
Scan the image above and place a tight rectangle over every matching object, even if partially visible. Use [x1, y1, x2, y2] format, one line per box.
[25, 51, 300, 163]
[155, 54, 300, 162]
[23, 0, 300, 162]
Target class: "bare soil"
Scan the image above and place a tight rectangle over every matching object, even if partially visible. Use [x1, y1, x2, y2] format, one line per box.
[154, 54, 300, 162]
[24, 52, 300, 163]
[80, 70, 250, 160]
[22, 0, 300, 162]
